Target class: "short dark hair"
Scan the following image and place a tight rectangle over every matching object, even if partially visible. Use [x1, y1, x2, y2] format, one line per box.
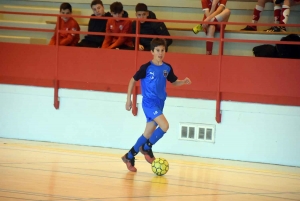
[60, 2, 72, 13]
[135, 3, 148, 12]
[110, 2, 123, 14]
[91, 0, 103, 8]
[150, 38, 167, 51]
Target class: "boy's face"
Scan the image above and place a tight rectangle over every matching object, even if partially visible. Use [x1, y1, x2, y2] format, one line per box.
[60, 9, 71, 22]
[111, 11, 123, 21]
[151, 45, 166, 61]
[92, 4, 104, 16]
[136, 11, 148, 23]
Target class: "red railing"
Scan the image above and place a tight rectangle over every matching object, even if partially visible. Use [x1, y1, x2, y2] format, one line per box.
[0, 11, 300, 123]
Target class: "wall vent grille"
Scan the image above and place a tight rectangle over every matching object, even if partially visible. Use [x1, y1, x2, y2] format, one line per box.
[180, 123, 215, 143]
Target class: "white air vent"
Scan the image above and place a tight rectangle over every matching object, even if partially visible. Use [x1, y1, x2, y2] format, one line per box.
[180, 123, 215, 143]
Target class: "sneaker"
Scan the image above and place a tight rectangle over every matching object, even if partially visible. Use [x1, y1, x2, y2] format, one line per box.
[240, 25, 257, 31]
[192, 24, 202, 34]
[121, 154, 137, 172]
[264, 26, 286, 32]
[139, 145, 155, 164]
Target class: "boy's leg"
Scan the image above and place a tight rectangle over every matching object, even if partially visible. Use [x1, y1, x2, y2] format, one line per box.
[76, 39, 100, 48]
[140, 114, 169, 164]
[241, 0, 270, 31]
[121, 121, 157, 171]
[274, 5, 282, 24]
[205, 8, 230, 55]
[279, 0, 290, 29]
[267, 0, 290, 32]
[206, 25, 215, 55]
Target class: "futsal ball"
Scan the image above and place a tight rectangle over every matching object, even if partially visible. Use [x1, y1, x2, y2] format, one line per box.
[151, 158, 169, 176]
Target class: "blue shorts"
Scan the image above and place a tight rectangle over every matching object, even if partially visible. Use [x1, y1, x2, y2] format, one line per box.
[142, 98, 165, 123]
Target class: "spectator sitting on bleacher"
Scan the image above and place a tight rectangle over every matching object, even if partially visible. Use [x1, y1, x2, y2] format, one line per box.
[241, 0, 300, 32]
[76, 0, 111, 48]
[132, 3, 172, 51]
[193, 0, 230, 55]
[49, 3, 80, 46]
[101, 2, 133, 49]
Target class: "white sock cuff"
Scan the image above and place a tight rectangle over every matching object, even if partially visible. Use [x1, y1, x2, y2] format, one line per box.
[255, 5, 264, 11]
[274, 5, 282, 10]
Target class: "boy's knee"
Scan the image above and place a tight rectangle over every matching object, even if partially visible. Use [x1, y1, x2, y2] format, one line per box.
[224, 8, 231, 15]
[160, 123, 169, 132]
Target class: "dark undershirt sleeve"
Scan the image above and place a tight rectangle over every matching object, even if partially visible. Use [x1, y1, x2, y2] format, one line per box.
[166, 64, 178, 83]
[133, 62, 150, 81]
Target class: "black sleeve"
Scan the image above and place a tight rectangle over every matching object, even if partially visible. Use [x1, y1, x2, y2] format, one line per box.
[152, 22, 173, 48]
[87, 14, 94, 32]
[133, 62, 150, 81]
[166, 63, 178, 83]
[132, 21, 136, 45]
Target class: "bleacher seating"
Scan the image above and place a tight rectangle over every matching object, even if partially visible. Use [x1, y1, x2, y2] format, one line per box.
[0, 0, 299, 55]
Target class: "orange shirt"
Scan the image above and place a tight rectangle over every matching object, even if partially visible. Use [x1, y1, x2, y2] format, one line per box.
[102, 19, 133, 49]
[49, 17, 80, 46]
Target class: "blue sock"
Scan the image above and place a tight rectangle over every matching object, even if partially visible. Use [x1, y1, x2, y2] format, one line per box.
[128, 134, 147, 159]
[144, 127, 165, 150]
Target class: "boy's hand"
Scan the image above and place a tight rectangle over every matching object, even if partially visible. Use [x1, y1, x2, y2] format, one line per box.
[183, 77, 191, 85]
[125, 100, 132, 111]
[202, 18, 210, 30]
[139, 44, 144, 51]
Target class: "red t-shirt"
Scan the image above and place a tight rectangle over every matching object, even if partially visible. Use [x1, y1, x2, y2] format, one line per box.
[49, 17, 80, 46]
[102, 19, 133, 49]
[201, 0, 227, 20]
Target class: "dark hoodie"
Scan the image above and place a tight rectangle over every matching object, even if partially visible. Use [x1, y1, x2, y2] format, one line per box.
[84, 12, 112, 45]
[132, 10, 172, 51]
[84, 11, 129, 45]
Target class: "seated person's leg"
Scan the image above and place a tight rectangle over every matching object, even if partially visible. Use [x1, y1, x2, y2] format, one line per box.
[117, 44, 135, 50]
[279, 0, 290, 31]
[241, 0, 271, 31]
[76, 39, 100, 48]
[206, 25, 216, 55]
[215, 8, 231, 23]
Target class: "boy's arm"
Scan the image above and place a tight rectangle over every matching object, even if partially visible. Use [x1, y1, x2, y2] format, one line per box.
[171, 78, 192, 86]
[59, 21, 79, 45]
[201, 0, 210, 17]
[132, 21, 136, 47]
[126, 64, 147, 110]
[49, 25, 57, 45]
[102, 20, 113, 48]
[206, 5, 225, 21]
[202, 0, 224, 19]
[126, 77, 136, 111]
[107, 21, 131, 49]
[167, 66, 191, 86]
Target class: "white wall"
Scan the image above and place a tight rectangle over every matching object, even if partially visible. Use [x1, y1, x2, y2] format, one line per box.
[1, 84, 299, 167]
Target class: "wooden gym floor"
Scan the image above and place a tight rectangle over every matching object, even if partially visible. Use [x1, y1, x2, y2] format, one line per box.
[0, 138, 299, 201]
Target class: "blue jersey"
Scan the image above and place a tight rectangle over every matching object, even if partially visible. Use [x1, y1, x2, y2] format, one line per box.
[133, 61, 178, 101]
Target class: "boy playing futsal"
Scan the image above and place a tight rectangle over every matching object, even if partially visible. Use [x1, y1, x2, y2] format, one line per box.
[121, 38, 192, 172]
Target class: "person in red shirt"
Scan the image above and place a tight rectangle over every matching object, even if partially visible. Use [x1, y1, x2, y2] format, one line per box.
[101, 2, 133, 49]
[194, 0, 231, 55]
[49, 3, 80, 46]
